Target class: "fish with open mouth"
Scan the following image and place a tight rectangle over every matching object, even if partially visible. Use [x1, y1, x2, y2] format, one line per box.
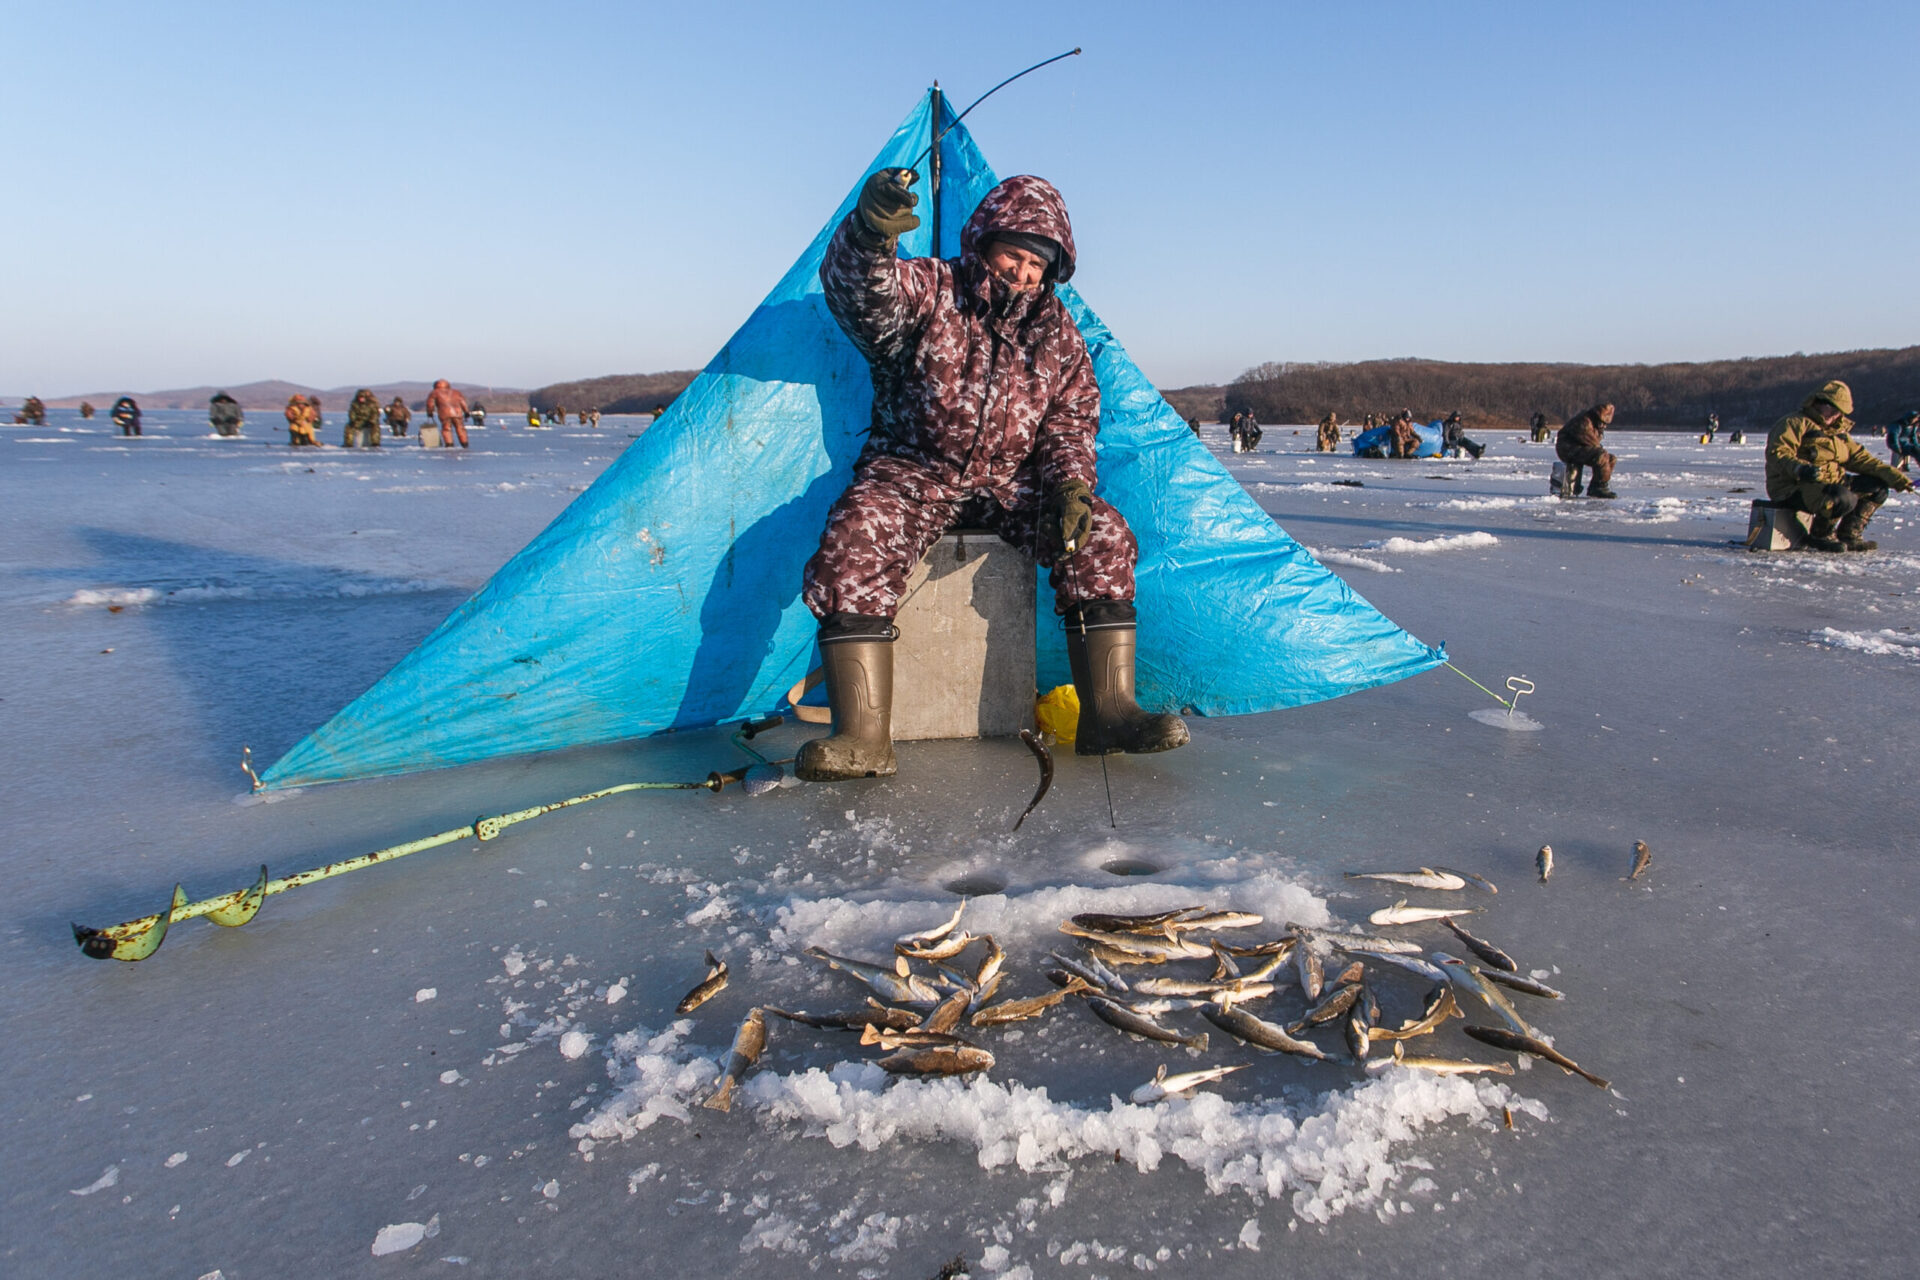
[675, 950, 729, 1013]
[1464, 1025, 1609, 1089]
[1129, 1063, 1249, 1103]
[701, 1006, 767, 1112]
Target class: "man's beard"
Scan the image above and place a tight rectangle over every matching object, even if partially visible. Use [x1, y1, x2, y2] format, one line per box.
[982, 269, 1041, 325]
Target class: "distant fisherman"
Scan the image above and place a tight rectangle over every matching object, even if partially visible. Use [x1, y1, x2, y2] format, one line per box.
[794, 167, 1189, 781]
[111, 395, 142, 437]
[426, 379, 469, 448]
[79, 401, 96, 419]
[1441, 411, 1485, 461]
[345, 388, 382, 447]
[285, 394, 319, 447]
[20, 395, 46, 426]
[1557, 402, 1617, 498]
[1766, 380, 1911, 553]
[209, 392, 243, 437]
[1885, 409, 1920, 472]
[1529, 411, 1550, 443]
[1316, 412, 1341, 452]
[385, 395, 411, 438]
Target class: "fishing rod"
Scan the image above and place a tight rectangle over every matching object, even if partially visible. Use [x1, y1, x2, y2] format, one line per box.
[73, 718, 789, 963]
[906, 46, 1082, 173]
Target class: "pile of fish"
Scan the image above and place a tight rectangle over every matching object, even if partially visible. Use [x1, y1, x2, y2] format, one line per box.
[678, 847, 1648, 1111]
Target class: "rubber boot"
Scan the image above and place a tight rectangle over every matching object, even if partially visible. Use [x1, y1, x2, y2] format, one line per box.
[794, 636, 898, 781]
[1587, 482, 1619, 499]
[1065, 616, 1190, 756]
[1838, 505, 1879, 553]
[1805, 513, 1844, 553]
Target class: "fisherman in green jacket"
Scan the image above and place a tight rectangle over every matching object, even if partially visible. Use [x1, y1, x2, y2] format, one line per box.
[1765, 380, 1912, 552]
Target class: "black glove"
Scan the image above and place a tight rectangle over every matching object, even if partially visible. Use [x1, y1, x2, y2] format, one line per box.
[856, 168, 920, 239]
[1794, 462, 1818, 483]
[1821, 481, 1847, 500]
[1051, 479, 1094, 553]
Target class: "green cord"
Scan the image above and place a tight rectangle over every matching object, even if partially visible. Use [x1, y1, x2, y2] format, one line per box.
[1446, 662, 1513, 709]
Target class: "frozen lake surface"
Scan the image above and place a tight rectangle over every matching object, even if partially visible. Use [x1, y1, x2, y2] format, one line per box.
[5, 411, 1917, 1277]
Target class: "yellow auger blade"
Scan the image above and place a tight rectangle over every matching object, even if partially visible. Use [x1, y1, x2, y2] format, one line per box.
[205, 865, 269, 927]
[75, 884, 185, 962]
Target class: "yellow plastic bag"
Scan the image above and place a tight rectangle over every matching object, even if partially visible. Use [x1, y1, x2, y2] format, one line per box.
[1034, 684, 1080, 747]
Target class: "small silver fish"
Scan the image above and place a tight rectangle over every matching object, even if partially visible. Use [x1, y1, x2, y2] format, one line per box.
[1370, 1041, 1515, 1076]
[1130, 976, 1276, 1001]
[806, 946, 943, 1005]
[1344, 869, 1467, 891]
[1219, 937, 1297, 960]
[1369, 901, 1477, 926]
[1629, 840, 1653, 881]
[1084, 995, 1210, 1051]
[973, 935, 1007, 990]
[1348, 949, 1450, 984]
[1464, 1025, 1609, 1088]
[1129, 1063, 1249, 1104]
[1442, 917, 1518, 972]
[1047, 951, 1127, 993]
[1070, 906, 1200, 934]
[1320, 931, 1424, 956]
[1537, 845, 1554, 885]
[675, 949, 729, 1014]
[897, 931, 978, 962]
[701, 1007, 767, 1112]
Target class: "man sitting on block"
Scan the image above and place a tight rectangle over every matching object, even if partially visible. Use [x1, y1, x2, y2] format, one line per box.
[1766, 380, 1911, 553]
[796, 167, 1190, 781]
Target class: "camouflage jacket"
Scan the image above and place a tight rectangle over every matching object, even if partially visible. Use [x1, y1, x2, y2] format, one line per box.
[819, 174, 1099, 496]
[348, 394, 381, 429]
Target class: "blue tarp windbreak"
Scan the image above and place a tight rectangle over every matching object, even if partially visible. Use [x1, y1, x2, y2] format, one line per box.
[261, 94, 1444, 789]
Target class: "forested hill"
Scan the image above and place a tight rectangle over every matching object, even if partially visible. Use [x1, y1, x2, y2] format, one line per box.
[1161, 346, 1920, 428]
[530, 371, 700, 415]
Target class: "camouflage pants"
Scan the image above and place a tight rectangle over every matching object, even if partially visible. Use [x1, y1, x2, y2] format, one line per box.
[802, 455, 1138, 619]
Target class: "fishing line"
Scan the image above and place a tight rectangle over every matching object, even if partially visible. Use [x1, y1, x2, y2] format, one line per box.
[1444, 661, 1512, 708]
[906, 47, 1082, 173]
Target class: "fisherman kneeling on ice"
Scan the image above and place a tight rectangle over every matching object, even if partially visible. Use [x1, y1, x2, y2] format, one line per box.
[796, 167, 1190, 781]
[1766, 379, 1912, 553]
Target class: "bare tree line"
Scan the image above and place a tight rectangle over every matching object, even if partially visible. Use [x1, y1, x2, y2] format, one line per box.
[1160, 346, 1920, 428]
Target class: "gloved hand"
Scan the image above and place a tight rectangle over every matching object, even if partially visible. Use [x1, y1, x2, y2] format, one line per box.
[856, 168, 920, 238]
[1051, 479, 1094, 553]
[1821, 481, 1847, 500]
[1794, 462, 1819, 484]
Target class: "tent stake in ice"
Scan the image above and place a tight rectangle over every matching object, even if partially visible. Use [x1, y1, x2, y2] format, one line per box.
[73, 720, 786, 963]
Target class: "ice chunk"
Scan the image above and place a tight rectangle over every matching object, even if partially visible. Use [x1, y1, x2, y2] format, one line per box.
[414, 988, 437, 1003]
[559, 1030, 591, 1060]
[69, 1165, 119, 1196]
[370, 1214, 439, 1256]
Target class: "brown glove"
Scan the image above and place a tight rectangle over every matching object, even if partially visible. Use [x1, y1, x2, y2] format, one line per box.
[856, 168, 920, 238]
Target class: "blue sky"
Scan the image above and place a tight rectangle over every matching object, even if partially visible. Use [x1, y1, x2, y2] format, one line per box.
[4, 1, 1915, 394]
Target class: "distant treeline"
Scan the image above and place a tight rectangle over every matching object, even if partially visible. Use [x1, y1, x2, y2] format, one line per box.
[1161, 346, 1920, 428]
[531, 370, 700, 415]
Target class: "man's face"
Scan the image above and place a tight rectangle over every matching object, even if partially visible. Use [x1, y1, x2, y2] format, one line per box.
[982, 240, 1049, 293]
[1599, 405, 1616, 424]
[1813, 401, 1842, 427]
